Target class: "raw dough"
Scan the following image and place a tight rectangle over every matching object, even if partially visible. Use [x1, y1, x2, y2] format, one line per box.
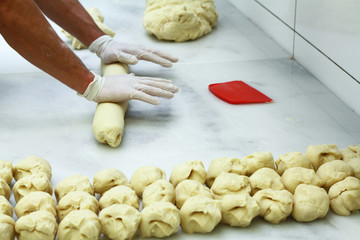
[349, 158, 360, 179]
[169, 160, 207, 187]
[206, 157, 244, 187]
[93, 168, 129, 195]
[249, 167, 284, 195]
[0, 214, 15, 240]
[0, 196, 12, 217]
[58, 210, 101, 240]
[210, 172, 251, 199]
[0, 178, 11, 200]
[220, 193, 259, 227]
[292, 184, 329, 222]
[15, 210, 57, 240]
[130, 166, 166, 197]
[305, 144, 342, 170]
[241, 151, 275, 176]
[54, 174, 94, 202]
[99, 185, 139, 210]
[275, 152, 312, 175]
[15, 191, 56, 218]
[175, 179, 213, 209]
[253, 189, 293, 224]
[143, 0, 218, 42]
[180, 195, 221, 234]
[281, 167, 324, 194]
[99, 204, 140, 240]
[139, 201, 180, 238]
[328, 176, 360, 216]
[57, 191, 99, 222]
[316, 160, 353, 190]
[13, 156, 52, 181]
[0, 159, 13, 185]
[13, 173, 53, 202]
[142, 179, 175, 208]
[341, 144, 360, 162]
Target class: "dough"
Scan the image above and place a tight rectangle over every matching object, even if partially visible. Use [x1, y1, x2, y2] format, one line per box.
[341, 144, 360, 162]
[143, 0, 218, 42]
[328, 176, 360, 216]
[249, 167, 284, 195]
[99, 185, 139, 210]
[92, 63, 129, 148]
[292, 184, 329, 222]
[0, 159, 13, 185]
[142, 179, 175, 208]
[99, 204, 140, 240]
[139, 202, 180, 238]
[15, 210, 57, 240]
[93, 168, 129, 195]
[13, 156, 52, 181]
[349, 158, 360, 179]
[13, 173, 53, 202]
[275, 152, 312, 175]
[206, 157, 244, 187]
[210, 172, 251, 199]
[0, 196, 12, 217]
[0, 214, 15, 240]
[241, 151, 275, 176]
[55, 174, 94, 202]
[15, 191, 56, 218]
[316, 160, 353, 190]
[220, 193, 259, 227]
[58, 210, 101, 240]
[130, 166, 166, 197]
[253, 189, 293, 224]
[180, 195, 221, 234]
[281, 167, 324, 194]
[169, 160, 207, 187]
[175, 179, 213, 209]
[57, 191, 99, 222]
[305, 144, 342, 170]
[0, 178, 11, 200]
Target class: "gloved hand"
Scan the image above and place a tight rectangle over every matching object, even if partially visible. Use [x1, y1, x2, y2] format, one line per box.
[89, 35, 178, 67]
[81, 73, 179, 105]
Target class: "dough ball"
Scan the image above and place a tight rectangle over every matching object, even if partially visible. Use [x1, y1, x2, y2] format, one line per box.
[281, 167, 324, 194]
[170, 160, 207, 187]
[220, 193, 259, 227]
[93, 168, 129, 195]
[328, 177, 360, 216]
[211, 172, 251, 199]
[253, 189, 293, 224]
[316, 160, 353, 190]
[206, 157, 244, 187]
[180, 195, 221, 234]
[305, 144, 342, 170]
[15, 210, 57, 240]
[139, 202, 180, 238]
[349, 158, 360, 179]
[130, 166, 166, 197]
[0, 160, 13, 185]
[58, 210, 101, 240]
[175, 179, 213, 209]
[13, 173, 53, 202]
[0, 214, 15, 240]
[99, 204, 140, 240]
[249, 167, 284, 195]
[0, 178, 11, 200]
[275, 152, 312, 175]
[142, 179, 175, 208]
[99, 185, 139, 210]
[55, 174, 94, 202]
[13, 156, 52, 181]
[292, 184, 329, 222]
[143, 0, 218, 42]
[341, 145, 360, 162]
[0, 196, 13, 217]
[57, 191, 99, 222]
[241, 151, 275, 176]
[15, 191, 56, 218]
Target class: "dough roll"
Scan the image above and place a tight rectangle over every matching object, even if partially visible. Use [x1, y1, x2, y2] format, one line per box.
[92, 62, 129, 147]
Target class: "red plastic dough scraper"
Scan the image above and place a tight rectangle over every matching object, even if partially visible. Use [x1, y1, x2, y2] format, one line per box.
[209, 80, 273, 104]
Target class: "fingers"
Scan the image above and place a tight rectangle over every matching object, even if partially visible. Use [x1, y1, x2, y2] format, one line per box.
[130, 91, 160, 105]
[124, 47, 178, 67]
[138, 79, 179, 93]
[115, 51, 139, 65]
[138, 52, 175, 68]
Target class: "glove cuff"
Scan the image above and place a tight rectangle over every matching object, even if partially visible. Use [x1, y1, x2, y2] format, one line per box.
[79, 72, 104, 101]
[89, 35, 113, 58]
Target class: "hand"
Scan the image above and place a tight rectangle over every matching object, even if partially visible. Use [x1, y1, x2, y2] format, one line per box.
[89, 35, 178, 67]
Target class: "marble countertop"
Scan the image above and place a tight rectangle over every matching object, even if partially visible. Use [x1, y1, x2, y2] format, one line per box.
[0, 0, 359, 239]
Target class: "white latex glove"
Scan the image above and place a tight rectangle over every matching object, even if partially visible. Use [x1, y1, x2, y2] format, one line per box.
[81, 73, 179, 105]
[89, 35, 178, 67]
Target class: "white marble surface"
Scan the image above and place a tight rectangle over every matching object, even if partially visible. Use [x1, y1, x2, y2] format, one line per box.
[0, 0, 359, 239]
